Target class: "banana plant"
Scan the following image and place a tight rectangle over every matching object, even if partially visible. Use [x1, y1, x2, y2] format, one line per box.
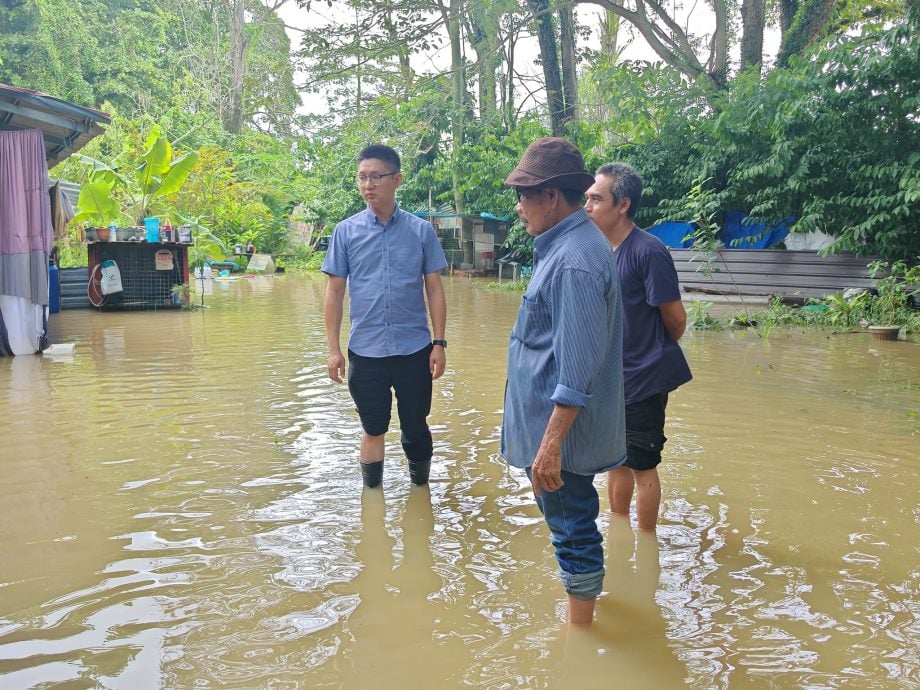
[73, 126, 199, 226]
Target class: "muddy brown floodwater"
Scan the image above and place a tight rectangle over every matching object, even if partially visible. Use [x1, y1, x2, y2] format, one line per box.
[1, 273, 917, 689]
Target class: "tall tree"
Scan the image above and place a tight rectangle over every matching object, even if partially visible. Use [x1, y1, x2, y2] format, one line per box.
[740, 0, 767, 74]
[527, 0, 565, 134]
[228, 0, 249, 134]
[435, 0, 466, 212]
[559, 2, 578, 124]
[776, 0, 838, 66]
[466, 1, 502, 122]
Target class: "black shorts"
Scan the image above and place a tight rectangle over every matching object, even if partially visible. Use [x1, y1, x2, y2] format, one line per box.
[624, 392, 669, 471]
[347, 346, 433, 460]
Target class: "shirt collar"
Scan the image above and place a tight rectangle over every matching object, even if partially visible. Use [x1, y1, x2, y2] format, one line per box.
[363, 202, 402, 227]
[533, 207, 590, 255]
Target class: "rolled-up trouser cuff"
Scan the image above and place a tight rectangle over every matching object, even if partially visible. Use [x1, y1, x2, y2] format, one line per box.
[559, 567, 605, 600]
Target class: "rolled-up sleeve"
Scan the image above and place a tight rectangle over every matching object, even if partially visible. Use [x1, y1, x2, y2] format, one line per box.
[549, 268, 609, 408]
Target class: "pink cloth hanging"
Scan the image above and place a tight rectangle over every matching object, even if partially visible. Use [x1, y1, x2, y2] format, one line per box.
[0, 128, 52, 355]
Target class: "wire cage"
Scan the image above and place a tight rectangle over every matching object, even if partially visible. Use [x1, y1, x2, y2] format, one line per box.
[88, 242, 189, 310]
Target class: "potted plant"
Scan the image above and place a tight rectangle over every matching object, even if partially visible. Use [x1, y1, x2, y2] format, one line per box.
[866, 259, 917, 340]
[170, 282, 192, 309]
[180, 216, 227, 308]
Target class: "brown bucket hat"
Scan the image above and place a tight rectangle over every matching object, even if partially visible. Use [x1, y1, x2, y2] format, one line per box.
[504, 137, 594, 192]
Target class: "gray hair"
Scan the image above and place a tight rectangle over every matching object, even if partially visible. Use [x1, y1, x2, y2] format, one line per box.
[595, 162, 643, 219]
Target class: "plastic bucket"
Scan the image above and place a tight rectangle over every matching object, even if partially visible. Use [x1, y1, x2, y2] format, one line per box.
[144, 217, 160, 243]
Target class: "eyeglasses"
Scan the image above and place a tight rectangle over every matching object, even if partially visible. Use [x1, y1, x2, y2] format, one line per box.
[357, 172, 398, 186]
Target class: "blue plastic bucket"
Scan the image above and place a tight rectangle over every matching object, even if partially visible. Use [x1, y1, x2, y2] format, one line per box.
[144, 217, 160, 243]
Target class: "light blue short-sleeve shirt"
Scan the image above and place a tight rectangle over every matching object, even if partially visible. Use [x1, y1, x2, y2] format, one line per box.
[322, 205, 448, 357]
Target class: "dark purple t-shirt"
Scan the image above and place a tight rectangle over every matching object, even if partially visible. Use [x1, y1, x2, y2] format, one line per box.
[615, 228, 692, 404]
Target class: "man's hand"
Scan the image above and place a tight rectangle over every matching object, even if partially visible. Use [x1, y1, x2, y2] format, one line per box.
[328, 350, 346, 383]
[530, 443, 564, 497]
[430, 346, 446, 380]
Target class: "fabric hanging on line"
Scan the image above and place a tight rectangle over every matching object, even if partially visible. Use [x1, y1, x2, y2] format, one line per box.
[0, 128, 53, 356]
[49, 180, 74, 243]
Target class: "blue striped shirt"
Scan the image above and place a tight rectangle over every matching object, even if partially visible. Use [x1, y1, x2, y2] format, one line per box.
[501, 208, 627, 475]
[322, 205, 447, 357]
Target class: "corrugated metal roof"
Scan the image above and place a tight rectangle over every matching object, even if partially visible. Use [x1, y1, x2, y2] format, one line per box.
[0, 83, 109, 167]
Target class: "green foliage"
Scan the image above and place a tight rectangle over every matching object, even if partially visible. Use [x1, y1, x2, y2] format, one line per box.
[867, 259, 920, 325]
[483, 278, 530, 292]
[56, 226, 88, 269]
[72, 125, 198, 226]
[585, 5, 919, 260]
[686, 301, 723, 331]
[283, 248, 326, 272]
[172, 145, 274, 251]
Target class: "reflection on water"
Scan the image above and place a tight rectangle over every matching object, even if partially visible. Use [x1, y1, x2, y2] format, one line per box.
[0, 274, 917, 689]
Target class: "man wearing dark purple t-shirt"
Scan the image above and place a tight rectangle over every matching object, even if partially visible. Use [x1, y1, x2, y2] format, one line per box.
[585, 163, 692, 532]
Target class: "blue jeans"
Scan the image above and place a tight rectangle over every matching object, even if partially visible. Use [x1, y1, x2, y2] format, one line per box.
[526, 467, 605, 600]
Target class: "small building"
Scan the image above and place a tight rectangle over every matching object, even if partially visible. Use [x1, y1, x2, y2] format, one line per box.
[421, 213, 511, 272]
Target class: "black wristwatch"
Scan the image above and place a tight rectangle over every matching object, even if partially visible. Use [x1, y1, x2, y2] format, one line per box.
[432, 339, 447, 348]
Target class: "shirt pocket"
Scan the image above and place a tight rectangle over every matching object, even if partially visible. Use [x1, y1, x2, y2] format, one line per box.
[512, 292, 551, 348]
[391, 240, 424, 277]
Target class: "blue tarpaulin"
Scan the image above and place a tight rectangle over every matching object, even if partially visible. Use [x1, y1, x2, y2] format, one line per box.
[722, 211, 793, 249]
[647, 221, 695, 248]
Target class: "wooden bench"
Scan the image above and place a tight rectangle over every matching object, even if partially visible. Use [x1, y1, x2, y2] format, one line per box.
[670, 249, 878, 302]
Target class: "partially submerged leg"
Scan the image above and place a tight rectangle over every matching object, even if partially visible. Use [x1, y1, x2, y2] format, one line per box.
[632, 467, 662, 532]
[608, 465, 635, 517]
[360, 432, 385, 488]
[349, 351, 392, 489]
[394, 345, 434, 486]
[529, 468, 605, 626]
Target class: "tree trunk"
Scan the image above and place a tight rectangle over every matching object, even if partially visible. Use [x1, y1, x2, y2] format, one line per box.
[437, 0, 465, 213]
[501, 23, 518, 131]
[468, 13, 499, 122]
[740, 0, 766, 74]
[383, 2, 413, 97]
[228, 0, 249, 134]
[527, 0, 564, 135]
[354, 4, 362, 116]
[580, 0, 708, 87]
[776, 0, 837, 66]
[599, 9, 621, 63]
[780, 0, 799, 34]
[559, 3, 578, 124]
[708, 0, 729, 87]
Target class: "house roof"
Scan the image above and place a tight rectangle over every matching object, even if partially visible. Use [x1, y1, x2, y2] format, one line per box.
[0, 84, 109, 167]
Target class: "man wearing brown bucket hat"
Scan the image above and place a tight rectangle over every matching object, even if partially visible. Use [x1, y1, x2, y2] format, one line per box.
[501, 137, 627, 625]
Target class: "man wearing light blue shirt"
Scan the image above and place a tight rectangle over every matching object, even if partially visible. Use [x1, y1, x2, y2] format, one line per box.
[323, 145, 448, 489]
[502, 138, 627, 626]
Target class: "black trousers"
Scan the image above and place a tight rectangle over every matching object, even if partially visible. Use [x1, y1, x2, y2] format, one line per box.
[347, 344, 433, 463]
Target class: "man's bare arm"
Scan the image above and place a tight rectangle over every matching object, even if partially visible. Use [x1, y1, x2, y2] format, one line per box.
[659, 299, 687, 341]
[324, 275, 347, 382]
[530, 404, 579, 496]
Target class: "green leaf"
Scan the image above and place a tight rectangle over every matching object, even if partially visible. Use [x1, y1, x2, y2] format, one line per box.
[75, 179, 119, 224]
[157, 151, 200, 197]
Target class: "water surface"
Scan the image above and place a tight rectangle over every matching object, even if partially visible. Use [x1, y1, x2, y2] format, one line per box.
[0, 273, 917, 689]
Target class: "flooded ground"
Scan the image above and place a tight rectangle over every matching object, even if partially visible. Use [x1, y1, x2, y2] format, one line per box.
[0, 273, 917, 689]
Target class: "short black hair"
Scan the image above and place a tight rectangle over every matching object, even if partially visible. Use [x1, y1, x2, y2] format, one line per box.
[595, 162, 643, 219]
[358, 144, 401, 171]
